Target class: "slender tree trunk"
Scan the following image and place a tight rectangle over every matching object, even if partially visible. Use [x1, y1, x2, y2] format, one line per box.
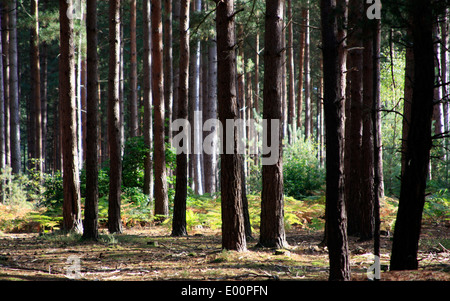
[216, 0, 246, 252]
[59, 0, 82, 233]
[2, 6, 9, 168]
[254, 20, 260, 114]
[259, 0, 287, 249]
[152, 0, 169, 217]
[142, 0, 153, 200]
[171, 0, 190, 237]
[442, 10, 449, 177]
[304, 4, 311, 140]
[297, 8, 307, 131]
[191, 0, 203, 195]
[41, 41, 48, 172]
[321, 0, 350, 281]
[164, 0, 173, 145]
[0, 7, 4, 202]
[287, 0, 295, 143]
[31, 0, 42, 175]
[40, 0, 48, 172]
[108, 0, 123, 234]
[83, 0, 99, 241]
[9, 0, 20, 174]
[390, 0, 435, 271]
[203, 40, 217, 194]
[129, 0, 138, 138]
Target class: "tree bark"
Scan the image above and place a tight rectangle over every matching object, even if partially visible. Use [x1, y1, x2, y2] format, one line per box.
[152, 0, 169, 217]
[259, 0, 287, 249]
[172, 0, 190, 237]
[59, 0, 82, 233]
[108, 0, 123, 234]
[83, 0, 100, 241]
[216, 0, 247, 252]
[390, 0, 435, 271]
[321, 0, 350, 281]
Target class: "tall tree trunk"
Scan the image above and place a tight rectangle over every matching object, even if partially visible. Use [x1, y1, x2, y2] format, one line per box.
[287, 0, 295, 143]
[297, 8, 307, 131]
[0, 7, 4, 202]
[164, 0, 173, 145]
[360, 7, 375, 241]
[216, 0, 247, 252]
[108, 0, 123, 234]
[31, 0, 42, 175]
[152, 0, 169, 217]
[2, 6, 9, 168]
[59, 0, 82, 233]
[442, 10, 449, 176]
[191, 0, 203, 195]
[259, 0, 287, 249]
[372, 16, 382, 270]
[304, 4, 311, 140]
[129, 0, 138, 138]
[9, 0, 20, 174]
[390, 0, 435, 271]
[346, 0, 364, 237]
[203, 40, 217, 194]
[401, 28, 414, 177]
[172, 0, 190, 237]
[83, 0, 99, 241]
[321, 0, 350, 281]
[41, 40, 48, 172]
[142, 0, 153, 200]
[254, 17, 260, 114]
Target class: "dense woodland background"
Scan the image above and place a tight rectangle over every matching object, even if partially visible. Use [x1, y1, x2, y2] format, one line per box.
[0, 0, 449, 281]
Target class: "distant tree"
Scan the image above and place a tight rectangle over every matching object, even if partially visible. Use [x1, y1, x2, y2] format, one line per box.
[59, 0, 82, 233]
[164, 0, 173, 145]
[129, 0, 138, 138]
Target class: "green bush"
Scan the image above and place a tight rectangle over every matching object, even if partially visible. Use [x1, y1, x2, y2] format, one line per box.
[283, 136, 325, 200]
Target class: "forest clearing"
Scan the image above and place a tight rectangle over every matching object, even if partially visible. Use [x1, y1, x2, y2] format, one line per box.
[0, 0, 449, 287]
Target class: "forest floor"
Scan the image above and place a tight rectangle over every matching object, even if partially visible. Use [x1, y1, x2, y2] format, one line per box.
[0, 222, 448, 282]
